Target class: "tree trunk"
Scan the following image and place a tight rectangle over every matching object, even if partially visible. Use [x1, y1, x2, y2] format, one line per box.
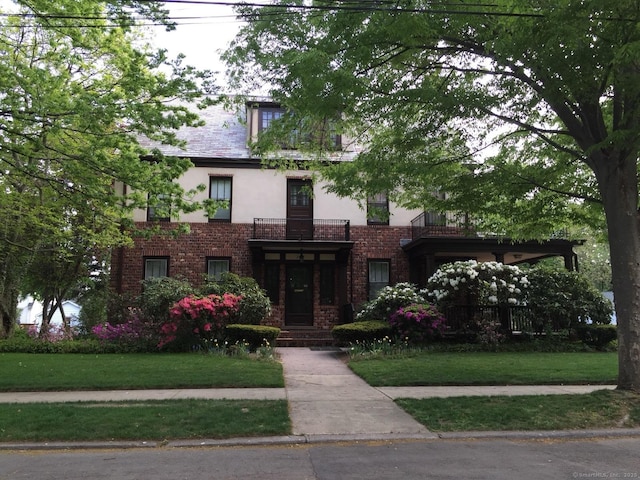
[595, 151, 640, 391]
[0, 289, 17, 338]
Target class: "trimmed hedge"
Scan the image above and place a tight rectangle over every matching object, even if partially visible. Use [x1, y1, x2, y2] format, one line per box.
[225, 324, 280, 351]
[0, 336, 124, 354]
[332, 320, 392, 345]
[576, 324, 617, 350]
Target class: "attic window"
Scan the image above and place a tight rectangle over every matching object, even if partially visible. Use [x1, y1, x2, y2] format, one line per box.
[259, 107, 284, 132]
[252, 103, 341, 150]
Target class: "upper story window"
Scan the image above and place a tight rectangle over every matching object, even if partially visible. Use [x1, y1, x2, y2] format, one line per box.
[259, 107, 284, 132]
[209, 176, 232, 222]
[147, 193, 171, 222]
[367, 193, 389, 225]
[249, 102, 341, 151]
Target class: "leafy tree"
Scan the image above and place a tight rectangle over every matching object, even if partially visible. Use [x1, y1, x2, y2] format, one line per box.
[0, 1, 215, 335]
[225, 1, 640, 390]
[575, 237, 612, 292]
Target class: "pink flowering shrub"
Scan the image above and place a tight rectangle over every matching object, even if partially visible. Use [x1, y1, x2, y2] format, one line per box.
[92, 309, 159, 351]
[159, 293, 242, 350]
[389, 303, 447, 344]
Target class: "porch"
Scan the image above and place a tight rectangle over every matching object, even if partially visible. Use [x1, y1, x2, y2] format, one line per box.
[404, 211, 583, 283]
[442, 305, 564, 336]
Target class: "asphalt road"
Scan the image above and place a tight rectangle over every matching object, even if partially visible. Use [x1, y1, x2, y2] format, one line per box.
[2, 437, 640, 480]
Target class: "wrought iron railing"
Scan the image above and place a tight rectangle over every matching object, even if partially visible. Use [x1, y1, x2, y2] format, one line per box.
[442, 305, 564, 334]
[411, 211, 570, 240]
[410, 211, 477, 239]
[252, 218, 350, 241]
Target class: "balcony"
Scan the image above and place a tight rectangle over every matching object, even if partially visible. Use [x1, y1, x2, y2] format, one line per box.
[252, 218, 350, 241]
[410, 211, 570, 241]
[411, 211, 477, 239]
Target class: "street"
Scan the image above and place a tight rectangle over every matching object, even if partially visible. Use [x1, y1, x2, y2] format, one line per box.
[2, 437, 639, 480]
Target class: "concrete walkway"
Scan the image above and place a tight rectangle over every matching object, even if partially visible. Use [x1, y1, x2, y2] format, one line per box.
[280, 347, 433, 438]
[0, 347, 618, 441]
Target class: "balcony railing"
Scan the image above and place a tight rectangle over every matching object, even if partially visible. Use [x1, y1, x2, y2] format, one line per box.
[411, 211, 570, 240]
[411, 211, 477, 239]
[253, 218, 350, 241]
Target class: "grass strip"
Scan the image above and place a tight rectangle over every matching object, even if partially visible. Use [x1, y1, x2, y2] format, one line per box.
[0, 353, 283, 391]
[349, 352, 617, 386]
[0, 399, 290, 442]
[397, 390, 640, 432]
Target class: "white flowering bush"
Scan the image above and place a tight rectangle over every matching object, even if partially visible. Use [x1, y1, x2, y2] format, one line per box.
[426, 260, 529, 306]
[355, 283, 428, 322]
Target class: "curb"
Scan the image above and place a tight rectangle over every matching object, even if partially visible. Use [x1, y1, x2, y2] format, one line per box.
[2, 429, 640, 451]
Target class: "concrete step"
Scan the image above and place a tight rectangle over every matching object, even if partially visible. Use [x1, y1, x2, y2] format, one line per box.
[276, 328, 335, 347]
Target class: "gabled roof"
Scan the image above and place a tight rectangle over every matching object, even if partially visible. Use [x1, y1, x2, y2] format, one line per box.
[139, 101, 251, 159]
[138, 98, 362, 163]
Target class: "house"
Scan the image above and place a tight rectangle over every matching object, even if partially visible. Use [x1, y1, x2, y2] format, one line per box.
[110, 98, 582, 344]
[17, 296, 82, 333]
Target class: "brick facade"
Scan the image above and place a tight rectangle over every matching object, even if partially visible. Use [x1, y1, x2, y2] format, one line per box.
[111, 222, 414, 330]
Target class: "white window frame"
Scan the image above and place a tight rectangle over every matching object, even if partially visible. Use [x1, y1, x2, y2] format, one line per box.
[144, 258, 168, 280]
[368, 260, 390, 300]
[209, 177, 232, 221]
[207, 258, 230, 281]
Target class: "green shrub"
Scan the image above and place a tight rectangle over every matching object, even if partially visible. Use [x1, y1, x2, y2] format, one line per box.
[139, 277, 195, 323]
[576, 324, 617, 350]
[332, 320, 392, 345]
[224, 324, 280, 351]
[0, 330, 120, 353]
[527, 266, 614, 333]
[201, 273, 271, 325]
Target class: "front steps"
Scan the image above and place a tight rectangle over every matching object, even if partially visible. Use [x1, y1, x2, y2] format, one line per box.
[276, 327, 335, 347]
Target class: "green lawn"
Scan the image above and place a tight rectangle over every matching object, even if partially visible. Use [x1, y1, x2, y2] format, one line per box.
[0, 353, 284, 391]
[0, 399, 290, 441]
[397, 389, 640, 432]
[349, 352, 618, 386]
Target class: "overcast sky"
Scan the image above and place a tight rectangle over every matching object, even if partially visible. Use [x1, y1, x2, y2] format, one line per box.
[150, 2, 244, 75]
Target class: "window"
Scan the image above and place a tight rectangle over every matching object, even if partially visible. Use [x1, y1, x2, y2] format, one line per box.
[264, 263, 280, 304]
[367, 193, 389, 225]
[368, 260, 390, 300]
[256, 105, 341, 150]
[259, 107, 284, 132]
[206, 258, 230, 281]
[147, 193, 171, 222]
[209, 177, 232, 221]
[144, 257, 168, 280]
[289, 181, 311, 207]
[319, 263, 335, 305]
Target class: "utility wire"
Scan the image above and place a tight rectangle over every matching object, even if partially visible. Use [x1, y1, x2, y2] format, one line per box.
[0, 0, 636, 28]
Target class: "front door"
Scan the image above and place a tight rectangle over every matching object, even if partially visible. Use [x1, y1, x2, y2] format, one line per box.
[286, 264, 313, 326]
[287, 179, 313, 240]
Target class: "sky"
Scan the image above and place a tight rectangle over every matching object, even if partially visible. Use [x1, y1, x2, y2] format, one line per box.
[149, 2, 244, 75]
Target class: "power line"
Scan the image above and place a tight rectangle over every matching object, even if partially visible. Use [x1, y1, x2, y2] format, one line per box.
[0, 1, 636, 29]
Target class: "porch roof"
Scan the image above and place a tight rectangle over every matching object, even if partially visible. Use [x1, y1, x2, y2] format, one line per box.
[402, 236, 584, 267]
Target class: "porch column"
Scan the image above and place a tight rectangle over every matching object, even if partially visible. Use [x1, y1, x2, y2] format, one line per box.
[564, 252, 575, 271]
[425, 254, 437, 280]
[493, 252, 505, 263]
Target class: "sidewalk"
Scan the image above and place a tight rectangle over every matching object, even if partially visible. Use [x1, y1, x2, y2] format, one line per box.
[279, 347, 433, 438]
[0, 347, 626, 447]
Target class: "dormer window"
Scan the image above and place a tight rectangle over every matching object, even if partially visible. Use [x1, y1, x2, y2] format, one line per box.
[248, 101, 341, 151]
[258, 107, 284, 132]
